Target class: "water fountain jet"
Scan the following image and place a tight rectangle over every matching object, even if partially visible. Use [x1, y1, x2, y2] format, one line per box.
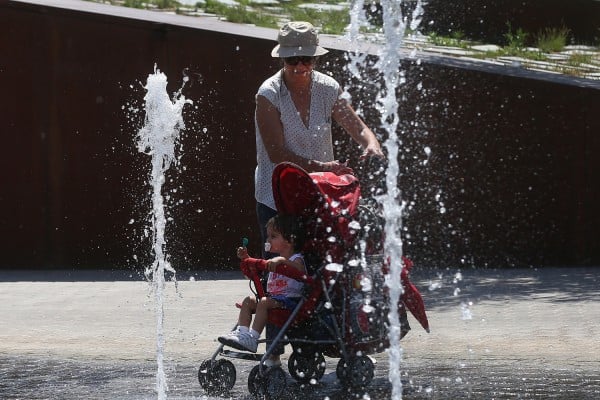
[346, 1, 424, 398]
[136, 66, 192, 399]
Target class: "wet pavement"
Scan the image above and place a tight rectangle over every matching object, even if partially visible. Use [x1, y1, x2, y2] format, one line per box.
[0, 266, 599, 399]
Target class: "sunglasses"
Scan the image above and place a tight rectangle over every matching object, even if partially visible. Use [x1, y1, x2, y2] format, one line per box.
[284, 56, 316, 66]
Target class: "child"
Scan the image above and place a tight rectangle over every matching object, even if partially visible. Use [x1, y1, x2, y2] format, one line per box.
[218, 214, 306, 365]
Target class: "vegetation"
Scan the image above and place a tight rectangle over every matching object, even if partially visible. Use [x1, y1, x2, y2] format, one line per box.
[91, 0, 599, 79]
[428, 31, 470, 49]
[286, 6, 349, 35]
[198, 0, 349, 34]
[535, 26, 570, 53]
[122, 0, 179, 8]
[424, 22, 600, 78]
[122, 0, 145, 7]
[202, 0, 278, 27]
[569, 52, 594, 65]
[503, 23, 529, 52]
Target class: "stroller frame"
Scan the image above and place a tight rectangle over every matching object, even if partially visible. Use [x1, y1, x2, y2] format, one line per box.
[197, 163, 428, 399]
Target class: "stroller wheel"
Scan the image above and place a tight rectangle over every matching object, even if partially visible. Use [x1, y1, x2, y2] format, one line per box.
[288, 352, 326, 383]
[248, 364, 287, 400]
[198, 359, 236, 394]
[247, 365, 263, 397]
[336, 355, 375, 389]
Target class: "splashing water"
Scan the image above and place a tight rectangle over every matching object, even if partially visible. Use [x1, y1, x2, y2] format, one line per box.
[378, 3, 408, 397]
[347, 1, 424, 399]
[136, 66, 192, 399]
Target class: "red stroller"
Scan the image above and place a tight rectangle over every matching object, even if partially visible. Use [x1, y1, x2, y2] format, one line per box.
[198, 162, 429, 398]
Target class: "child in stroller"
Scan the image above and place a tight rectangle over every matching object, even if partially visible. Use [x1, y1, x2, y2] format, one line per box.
[217, 214, 307, 366]
[197, 162, 429, 398]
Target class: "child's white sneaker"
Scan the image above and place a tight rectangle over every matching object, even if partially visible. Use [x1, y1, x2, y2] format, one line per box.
[218, 331, 258, 353]
[224, 328, 240, 338]
[218, 330, 239, 346]
[236, 332, 258, 353]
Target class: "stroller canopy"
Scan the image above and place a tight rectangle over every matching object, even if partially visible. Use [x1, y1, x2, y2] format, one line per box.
[273, 162, 361, 264]
[272, 162, 360, 220]
[271, 162, 430, 333]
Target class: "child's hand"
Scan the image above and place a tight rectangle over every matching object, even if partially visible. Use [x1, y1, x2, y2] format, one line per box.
[266, 256, 286, 272]
[237, 246, 249, 260]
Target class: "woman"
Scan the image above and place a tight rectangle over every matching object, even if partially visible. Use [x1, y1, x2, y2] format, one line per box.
[255, 21, 384, 250]
[252, 21, 384, 367]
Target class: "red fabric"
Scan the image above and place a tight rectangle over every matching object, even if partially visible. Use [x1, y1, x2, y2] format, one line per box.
[240, 258, 268, 298]
[240, 258, 313, 286]
[272, 162, 361, 263]
[272, 162, 360, 221]
[401, 281, 430, 332]
[381, 256, 430, 332]
[400, 257, 429, 332]
[268, 162, 430, 333]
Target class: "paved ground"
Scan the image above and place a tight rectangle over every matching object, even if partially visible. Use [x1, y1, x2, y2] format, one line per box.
[0, 266, 599, 399]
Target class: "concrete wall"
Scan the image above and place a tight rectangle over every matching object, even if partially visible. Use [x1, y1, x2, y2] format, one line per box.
[1, 0, 599, 271]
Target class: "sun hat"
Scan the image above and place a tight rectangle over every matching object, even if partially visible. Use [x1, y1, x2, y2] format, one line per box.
[271, 21, 329, 58]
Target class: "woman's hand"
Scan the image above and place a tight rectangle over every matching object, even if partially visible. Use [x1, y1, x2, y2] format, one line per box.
[361, 139, 385, 159]
[317, 160, 354, 175]
[237, 246, 249, 260]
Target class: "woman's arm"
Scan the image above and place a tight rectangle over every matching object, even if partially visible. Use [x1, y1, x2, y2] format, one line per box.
[256, 95, 352, 174]
[332, 96, 384, 159]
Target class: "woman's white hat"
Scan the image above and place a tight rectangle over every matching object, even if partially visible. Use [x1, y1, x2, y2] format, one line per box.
[271, 21, 329, 58]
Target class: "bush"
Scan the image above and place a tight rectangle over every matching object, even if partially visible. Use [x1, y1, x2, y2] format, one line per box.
[286, 6, 350, 35]
[503, 22, 528, 50]
[536, 26, 570, 53]
[203, 0, 278, 27]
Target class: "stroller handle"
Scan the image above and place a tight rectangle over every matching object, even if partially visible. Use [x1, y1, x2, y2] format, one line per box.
[240, 258, 314, 298]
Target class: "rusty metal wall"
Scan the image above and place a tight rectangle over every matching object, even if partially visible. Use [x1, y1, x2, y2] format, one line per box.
[393, 62, 600, 267]
[1, 1, 276, 271]
[1, 1, 599, 271]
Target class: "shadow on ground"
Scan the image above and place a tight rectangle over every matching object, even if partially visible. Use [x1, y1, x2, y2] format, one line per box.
[412, 266, 600, 310]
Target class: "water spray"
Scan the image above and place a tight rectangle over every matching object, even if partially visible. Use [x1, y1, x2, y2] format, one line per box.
[136, 65, 192, 399]
[346, 1, 424, 398]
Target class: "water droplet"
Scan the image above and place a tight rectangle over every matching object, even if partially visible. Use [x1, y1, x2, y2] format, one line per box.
[348, 220, 361, 230]
[325, 263, 344, 272]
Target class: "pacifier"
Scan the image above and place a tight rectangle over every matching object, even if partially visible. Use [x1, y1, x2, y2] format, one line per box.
[264, 242, 271, 252]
